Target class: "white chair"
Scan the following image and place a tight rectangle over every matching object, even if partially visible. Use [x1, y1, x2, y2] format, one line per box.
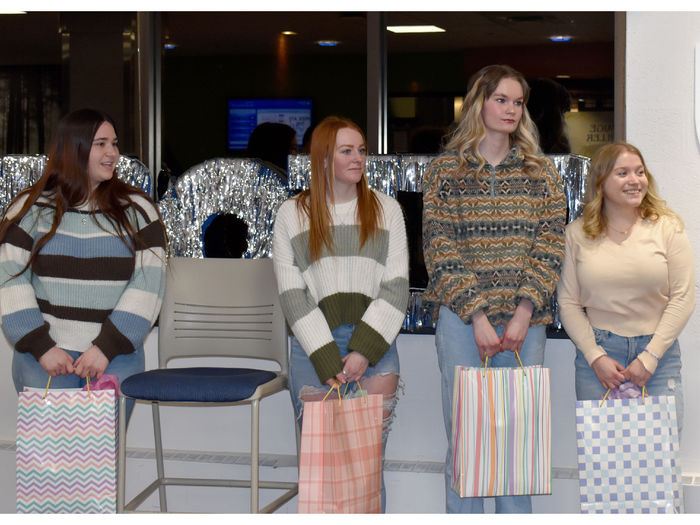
[117, 257, 297, 512]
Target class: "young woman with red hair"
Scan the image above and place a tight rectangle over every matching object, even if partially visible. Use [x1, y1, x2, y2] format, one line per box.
[272, 115, 409, 512]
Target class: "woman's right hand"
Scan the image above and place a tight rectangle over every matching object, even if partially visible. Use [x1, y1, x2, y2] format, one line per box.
[472, 310, 502, 361]
[591, 355, 626, 390]
[38, 346, 75, 377]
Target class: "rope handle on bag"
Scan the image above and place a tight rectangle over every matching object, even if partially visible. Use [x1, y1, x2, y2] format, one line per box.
[600, 384, 648, 407]
[322, 379, 367, 406]
[41, 375, 92, 400]
[481, 351, 526, 377]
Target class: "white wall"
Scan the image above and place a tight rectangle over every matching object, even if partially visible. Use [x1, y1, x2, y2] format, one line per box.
[625, 11, 700, 474]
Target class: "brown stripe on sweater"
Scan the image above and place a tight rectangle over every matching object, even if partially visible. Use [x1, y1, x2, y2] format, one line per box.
[2, 222, 34, 251]
[37, 297, 112, 322]
[136, 220, 166, 248]
[33, 254, 134, 280]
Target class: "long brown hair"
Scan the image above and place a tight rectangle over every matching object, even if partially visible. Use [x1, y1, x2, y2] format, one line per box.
[0, 108, 165, 277]
[444, 64, 544, 173]
[296, 116, 381, 262]
[582, 141, 682, 239]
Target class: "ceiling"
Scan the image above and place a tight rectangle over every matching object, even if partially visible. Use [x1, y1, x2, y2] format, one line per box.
[0, 11, 614, 65]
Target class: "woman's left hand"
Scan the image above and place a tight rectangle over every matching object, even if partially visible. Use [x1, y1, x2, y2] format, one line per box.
[623, 358, 652, 388]
[500, 299, 534, 354]
[341, 352, 369, 383]
[73, 345, 109, 380]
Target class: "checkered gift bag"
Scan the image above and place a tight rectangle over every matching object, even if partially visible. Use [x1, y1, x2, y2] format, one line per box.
[298, 392, 383, 513]
[576, 395, 683, 513]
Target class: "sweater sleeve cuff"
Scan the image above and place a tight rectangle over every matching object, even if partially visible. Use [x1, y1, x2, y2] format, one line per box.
[347, 321, 390, 366]
[308, 341, 343, 383]
[637, 351, 659, 375]
[14, 322, 56, 361]
[93, 318, 135, 362]
[584, 346, 607, 367]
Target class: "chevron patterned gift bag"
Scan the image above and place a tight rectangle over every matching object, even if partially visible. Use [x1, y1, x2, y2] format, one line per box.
[16, 389, 118, 513]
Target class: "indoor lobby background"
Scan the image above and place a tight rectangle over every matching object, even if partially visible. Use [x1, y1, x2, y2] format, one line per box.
[1, 10, 700, 513]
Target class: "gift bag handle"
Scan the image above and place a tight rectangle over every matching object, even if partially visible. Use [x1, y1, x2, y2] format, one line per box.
[482, 351, 526, 377]
[322, 380, 367, 406]
[42, 375, 92, 399]
[600, 384, 647, 407]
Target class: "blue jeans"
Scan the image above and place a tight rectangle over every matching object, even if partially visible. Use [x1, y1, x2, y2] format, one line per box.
[290, 324, 400, 513]
[435, 305, 545, 513]
[575, 328, 684, 434]
[12, 346, 145, 422]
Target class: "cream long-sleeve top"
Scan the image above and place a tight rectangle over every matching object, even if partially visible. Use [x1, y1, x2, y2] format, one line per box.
[557, 215, 695, 374]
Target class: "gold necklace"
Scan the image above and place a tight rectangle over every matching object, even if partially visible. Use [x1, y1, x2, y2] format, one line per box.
[607, 218, 637, 235]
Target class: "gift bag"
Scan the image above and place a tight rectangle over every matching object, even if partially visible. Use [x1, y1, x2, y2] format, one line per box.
[451, 364, 551, 497]
[298, 391, 383, 513]
[576, 394, 683, 514]
[16, 384, 118, 513]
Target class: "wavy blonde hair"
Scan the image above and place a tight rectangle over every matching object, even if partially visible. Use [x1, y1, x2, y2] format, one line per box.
[444, 64, 544, 174]
[582, 141, 682, 239]
[296, 116, 381, 262]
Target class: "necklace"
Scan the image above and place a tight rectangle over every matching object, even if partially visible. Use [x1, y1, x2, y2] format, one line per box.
[607, 218, 637, 235]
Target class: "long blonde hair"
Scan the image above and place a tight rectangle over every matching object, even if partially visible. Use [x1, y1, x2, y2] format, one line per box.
[444, 64, 544, 174]
[296, 116, 381, 262]
[582, 141, 682, 239]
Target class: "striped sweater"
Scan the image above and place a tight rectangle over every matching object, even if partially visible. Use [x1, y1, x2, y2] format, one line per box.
[422, 147, 566, 326]
[272, 190, 409, 383]
[0, 193, 167, 362]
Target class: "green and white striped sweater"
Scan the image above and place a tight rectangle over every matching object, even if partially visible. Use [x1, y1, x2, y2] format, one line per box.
[272, 190, 409, 383]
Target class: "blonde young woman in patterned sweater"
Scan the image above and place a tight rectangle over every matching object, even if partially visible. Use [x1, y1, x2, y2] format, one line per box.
[272, 116, 409, 513]
[422, 65, 567, 514]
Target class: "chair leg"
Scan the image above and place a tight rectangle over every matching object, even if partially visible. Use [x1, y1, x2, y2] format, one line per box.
[250, 398, 260, 513]
[152, 402, 168, 512]
[117, 395, 127, 512]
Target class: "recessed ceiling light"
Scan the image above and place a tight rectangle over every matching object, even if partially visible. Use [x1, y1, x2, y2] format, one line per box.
[281, 31, 297, 36]
[0, 11, 26, 14]
[556, 75, 571, 79]
[549, 35, 573, 42]
[163, 42, 178, 50]
[387, 25, 445, 34]
[315, 40, 340, 47]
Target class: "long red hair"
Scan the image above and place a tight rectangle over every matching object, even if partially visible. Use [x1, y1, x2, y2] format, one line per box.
[0, 108, 164, 278]
[296, 116, 381, 261]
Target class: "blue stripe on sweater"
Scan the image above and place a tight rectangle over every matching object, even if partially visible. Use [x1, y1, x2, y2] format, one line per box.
[39, 232, 133, 258]
[1, 308, 45, 346]
[108, 310, 153, 349]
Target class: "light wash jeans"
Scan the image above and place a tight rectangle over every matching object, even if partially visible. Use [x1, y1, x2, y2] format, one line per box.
[290, 324, 400, 513]
[575, 328, 684, 434]
[12, 346, 145, 422]
[435, 305, 546, 513]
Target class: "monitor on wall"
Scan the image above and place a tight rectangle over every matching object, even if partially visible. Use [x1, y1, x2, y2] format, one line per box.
[227, 98, 312, 150]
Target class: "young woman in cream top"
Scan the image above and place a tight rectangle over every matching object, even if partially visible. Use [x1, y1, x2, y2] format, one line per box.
[557, 142, 694, 429]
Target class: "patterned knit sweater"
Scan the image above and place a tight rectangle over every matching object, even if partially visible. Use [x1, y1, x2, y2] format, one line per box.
[422, 147, 566, 326]
[0, 193, 167, 362]
[272, 190, 409, 383]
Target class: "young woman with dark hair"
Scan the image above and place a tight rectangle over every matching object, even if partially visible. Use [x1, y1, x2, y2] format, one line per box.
[0, 108, 167, 394]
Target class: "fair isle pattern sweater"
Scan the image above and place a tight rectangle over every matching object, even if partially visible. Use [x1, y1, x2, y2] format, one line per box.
[422, 147, 566, 326]
[273, 190, 409, 383]
[0, 193, 167, 362]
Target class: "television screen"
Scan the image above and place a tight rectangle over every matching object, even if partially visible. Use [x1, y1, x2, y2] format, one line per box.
[227, 98, 312, 150]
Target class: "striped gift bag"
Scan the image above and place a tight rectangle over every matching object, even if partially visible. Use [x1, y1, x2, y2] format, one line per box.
[298, 393, 383, 513]
[451, 365, 551, 497]
[16, 389, 118, 513]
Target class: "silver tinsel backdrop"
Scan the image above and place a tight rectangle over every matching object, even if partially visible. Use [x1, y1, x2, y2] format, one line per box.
[0, 151, 589, 333]
[158, 158, 289, 259]
[0, 154, 152, 216]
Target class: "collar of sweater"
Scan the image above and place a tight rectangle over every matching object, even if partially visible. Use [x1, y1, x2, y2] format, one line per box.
[464, 145, 522, 168]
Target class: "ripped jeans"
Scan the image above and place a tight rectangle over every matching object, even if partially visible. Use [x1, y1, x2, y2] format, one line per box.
[289, 324, 400, 513]
[575, 328, 684, 434]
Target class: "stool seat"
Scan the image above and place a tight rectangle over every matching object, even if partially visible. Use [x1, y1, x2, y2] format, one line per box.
[121, 368, 278, 403]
